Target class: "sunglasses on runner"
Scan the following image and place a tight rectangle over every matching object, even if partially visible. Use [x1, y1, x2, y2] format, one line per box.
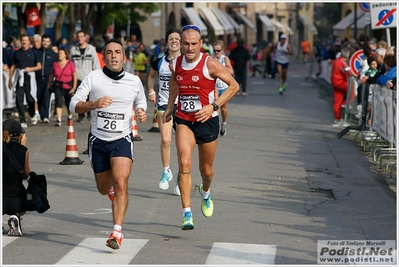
[214, 50, 222, 52]
[181, 25, 201, 35]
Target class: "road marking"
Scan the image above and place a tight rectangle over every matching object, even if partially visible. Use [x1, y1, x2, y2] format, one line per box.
[55, 238, 148, 265]
[2, 236, 19, 247]
[78, 208, 112, 215]
[205, 242, 276, 264]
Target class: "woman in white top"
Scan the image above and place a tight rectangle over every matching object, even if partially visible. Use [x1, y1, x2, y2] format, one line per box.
[147, 29, 181, 194]
[275, 34, 294, 94]
[213, 40, 233, 136]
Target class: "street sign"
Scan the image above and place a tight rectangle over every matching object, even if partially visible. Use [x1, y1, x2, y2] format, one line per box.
[370, 2, 397, 29]
[359, 2, 370, 13]
[349, 49, 375, 77]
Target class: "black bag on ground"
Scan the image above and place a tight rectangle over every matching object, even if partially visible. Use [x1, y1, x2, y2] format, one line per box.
[24, 171, 50, 213]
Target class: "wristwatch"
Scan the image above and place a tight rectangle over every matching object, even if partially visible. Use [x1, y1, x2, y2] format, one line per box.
[211, 102, 219, 111]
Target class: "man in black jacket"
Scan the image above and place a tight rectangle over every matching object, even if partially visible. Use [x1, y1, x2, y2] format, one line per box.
[35, 34, 58, 123]
[229, 38, 250, 96]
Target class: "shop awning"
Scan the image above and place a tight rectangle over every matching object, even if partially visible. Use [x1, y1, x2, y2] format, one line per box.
[235, 11, 257, 32]
[350, 12, 367, 31]
[198, 7, 225, 36]
[333, 7, 365, 36]
[258, 14, 274, 32]
[298, 13, 318, 35]
[281, 21, 294, 35]
[270, 19, 285, 32]
[181, 7, 208, 36]
[225, 12, 242, 34]
[212, 8, 235, 35]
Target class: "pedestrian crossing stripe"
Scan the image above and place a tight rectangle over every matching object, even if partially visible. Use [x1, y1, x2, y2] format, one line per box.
[3, 237, 277, 264]
[2, 236, 19, 247]
[55, 238, 149, 265]
[206, 242, 276, 264]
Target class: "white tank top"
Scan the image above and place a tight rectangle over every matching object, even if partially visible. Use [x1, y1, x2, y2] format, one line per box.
[215, 55, 228, 90]
[276, 41, 289, 64]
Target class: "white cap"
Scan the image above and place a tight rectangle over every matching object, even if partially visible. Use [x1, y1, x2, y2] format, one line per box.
[280, 34, 287, 39]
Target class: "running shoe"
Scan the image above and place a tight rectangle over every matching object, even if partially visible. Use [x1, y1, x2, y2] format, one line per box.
[282, 83, 286, 91]
[106, 229, 123, 250]
[198, 184, 214, 218]
[8, 215, 22, 236]
[241, 92, 248, 96]
[108, 188, 114, 201]
[159, 170, 173, 190]
[279, 87, 284, 95]
[181, 212, 194, 230]
[55, 120, 62, 127]
[31, 114, 40, 125]
[20, 123, 28, 128]
[174, 173, 180, 196]
[43, 118, 50, 123]
[220, 124, 227, 136]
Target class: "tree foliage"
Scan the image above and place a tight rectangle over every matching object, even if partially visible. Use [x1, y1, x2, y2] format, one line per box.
[3, 3, 160, 42]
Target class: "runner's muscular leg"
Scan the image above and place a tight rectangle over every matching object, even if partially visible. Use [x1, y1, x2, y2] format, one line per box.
[176, 125, 196, 208]
[110, 157, 132, 226]
[198, 140, 217, 192]
[277, 64, 283, 88]
[158, 110, 173, 167]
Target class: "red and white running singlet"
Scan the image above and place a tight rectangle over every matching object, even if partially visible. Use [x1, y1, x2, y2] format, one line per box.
[174, 53, 217, 122]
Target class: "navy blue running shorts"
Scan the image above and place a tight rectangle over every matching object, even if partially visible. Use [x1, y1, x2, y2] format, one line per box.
[174, 116, 219, 144]
[275, 61, 289, 68]
[88, 132, 134, 174]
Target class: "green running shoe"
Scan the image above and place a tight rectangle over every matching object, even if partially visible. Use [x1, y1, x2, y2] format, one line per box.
[198, 184, 214, 218]
[279, 87, 284, 95]
[282, 83, 286, 91]
[182, 212, 194, 230]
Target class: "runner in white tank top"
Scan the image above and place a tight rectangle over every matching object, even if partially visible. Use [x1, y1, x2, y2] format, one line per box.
[213, 40, 234, 136]
[275, 34, 294, 95]
[147, 29, 181, 194]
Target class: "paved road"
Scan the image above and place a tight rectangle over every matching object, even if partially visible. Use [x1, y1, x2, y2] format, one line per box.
[2, 62, 396, 265]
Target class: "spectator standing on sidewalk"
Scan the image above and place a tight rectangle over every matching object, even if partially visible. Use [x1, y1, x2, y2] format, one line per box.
[35, 34, 58, 123]
[69, 39, 147, 250]
[8, 34, 42, 128]
[360, 48, 387, 86]
[213, 40, 234, 136]
[250, 44, 262, 77]
[275, 34, 294, 95]
[70, 30, 101, 123]
[229, 38, 250, 96]
[330, 48, 355, 127]
[47, 48, 77, 127]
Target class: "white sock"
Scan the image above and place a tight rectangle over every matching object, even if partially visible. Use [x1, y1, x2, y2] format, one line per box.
[114, 224, 122, 232]
[68, 115, 73, 119]
[183, 207, 191, 217]
[35, 111, 40, 116]
[202, 188, 210, 199]
[163, 166, 170, 173]
[222, 122, 227, 126]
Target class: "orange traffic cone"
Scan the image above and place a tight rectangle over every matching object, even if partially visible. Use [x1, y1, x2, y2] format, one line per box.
[148, 108, 160, 132]
[60, 118, 84, 165]
[132, 106, 143, 141]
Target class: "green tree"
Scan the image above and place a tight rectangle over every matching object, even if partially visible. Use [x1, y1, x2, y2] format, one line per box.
[3, 3, 160, 42]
